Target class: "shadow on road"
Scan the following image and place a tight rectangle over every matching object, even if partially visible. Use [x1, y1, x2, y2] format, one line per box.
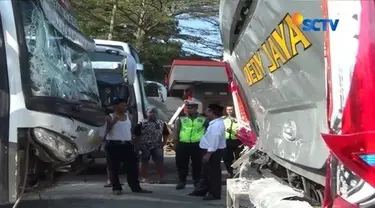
[2, 148, 230, 208]
[9, 182, 226, 208]
[10, 196, 223, 208]
[66, 157, 229, 185]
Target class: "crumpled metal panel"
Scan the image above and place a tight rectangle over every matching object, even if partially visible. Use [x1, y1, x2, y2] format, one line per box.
[221, 0, 329, 180]
[248, 178, 312, 208]
[267, 200, 314, 208]
[219, 0, 241, 54]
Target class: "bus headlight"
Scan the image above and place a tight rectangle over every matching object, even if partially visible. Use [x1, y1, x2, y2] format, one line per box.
[31, 128, 78, 163]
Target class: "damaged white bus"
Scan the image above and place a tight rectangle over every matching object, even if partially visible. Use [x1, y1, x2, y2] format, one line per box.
[0, 0, 106, 204]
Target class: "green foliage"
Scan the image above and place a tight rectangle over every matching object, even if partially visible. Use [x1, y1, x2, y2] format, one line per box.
[140, 40, 182, 82]
[71, 0, 221, 81]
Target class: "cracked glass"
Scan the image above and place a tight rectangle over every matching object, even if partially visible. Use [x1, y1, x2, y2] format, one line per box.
[21, 0, 100, 104]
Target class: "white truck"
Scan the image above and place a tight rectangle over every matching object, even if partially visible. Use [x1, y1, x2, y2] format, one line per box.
[94, 39, 168, 119]
[90, 45, 136, 114]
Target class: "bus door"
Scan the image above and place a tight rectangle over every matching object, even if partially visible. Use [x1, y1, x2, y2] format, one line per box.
[0, 13, 10, 204]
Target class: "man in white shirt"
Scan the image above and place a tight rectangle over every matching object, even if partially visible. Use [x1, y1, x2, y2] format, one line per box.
[188, 103, 226, 200]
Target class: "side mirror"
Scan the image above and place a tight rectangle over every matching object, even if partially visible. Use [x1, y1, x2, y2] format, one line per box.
[158, 85, 167, 102]
[145, 81, 167, 102]
[126, 58, 136, 85]
[136, 63, 144, 71]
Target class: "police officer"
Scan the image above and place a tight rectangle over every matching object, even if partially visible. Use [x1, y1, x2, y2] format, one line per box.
[174, 100, 208, 190]
[222, 105, 242, 178]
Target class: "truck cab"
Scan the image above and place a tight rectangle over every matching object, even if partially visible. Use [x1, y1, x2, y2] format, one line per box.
[89, 46, 133, 114]
[94, 39, 167, 120]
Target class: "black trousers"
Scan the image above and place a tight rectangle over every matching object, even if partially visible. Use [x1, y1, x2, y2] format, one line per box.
[223, 139, 243, 175]
[105, 141, 141, 191]
[175, 142, 202, 184]
[194, 149, 223, 197]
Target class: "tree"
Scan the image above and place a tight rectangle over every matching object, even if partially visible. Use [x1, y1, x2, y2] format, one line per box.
[167, 0, 222, 57]
[71, 0, 221, 80]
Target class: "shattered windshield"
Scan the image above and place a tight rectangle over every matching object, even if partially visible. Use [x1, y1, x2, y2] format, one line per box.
[21, 0, 100, 104]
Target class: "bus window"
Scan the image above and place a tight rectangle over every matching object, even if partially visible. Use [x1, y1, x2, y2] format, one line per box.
[21, 0, 100, 104]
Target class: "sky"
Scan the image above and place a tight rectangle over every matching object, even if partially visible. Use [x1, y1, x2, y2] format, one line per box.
[178, 19, 222, 57]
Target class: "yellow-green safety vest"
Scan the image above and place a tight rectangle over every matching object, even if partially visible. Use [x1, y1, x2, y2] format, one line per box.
[179, 116, 206, 143]
[223, 116, 239, 140]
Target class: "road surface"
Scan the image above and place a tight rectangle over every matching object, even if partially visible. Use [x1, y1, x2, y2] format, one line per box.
[10, 156, 227, 208]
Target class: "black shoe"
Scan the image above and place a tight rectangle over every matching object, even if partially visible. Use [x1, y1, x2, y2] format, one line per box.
[133, 189, 152, 193]
[176, 182, 186, 190]
[106, 183, 123, 187]
[187, 191, 206, 197]
[113, 190, 122, 195]
[193, 180, 200, 188]
[203, 194, 221, 200]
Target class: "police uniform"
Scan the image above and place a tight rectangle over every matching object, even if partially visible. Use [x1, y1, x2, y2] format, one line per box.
[174, 100, 208, 190]
[222, 116, 242, 177]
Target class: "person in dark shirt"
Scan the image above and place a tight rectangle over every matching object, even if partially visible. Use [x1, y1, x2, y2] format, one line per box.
[134, 107, 170, 183]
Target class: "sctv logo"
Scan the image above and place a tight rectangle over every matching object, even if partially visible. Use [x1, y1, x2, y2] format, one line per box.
[292, 12, 339, 32]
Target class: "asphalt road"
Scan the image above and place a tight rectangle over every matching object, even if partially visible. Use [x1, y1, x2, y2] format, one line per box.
[7, 156, 228, 208]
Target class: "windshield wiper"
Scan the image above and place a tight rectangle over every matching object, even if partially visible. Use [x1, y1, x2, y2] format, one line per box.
[80, 91, 101, 103]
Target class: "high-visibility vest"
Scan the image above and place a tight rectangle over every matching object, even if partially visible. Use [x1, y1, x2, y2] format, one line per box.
[223, 116, 239, 140]
[179, 116, 206, 143]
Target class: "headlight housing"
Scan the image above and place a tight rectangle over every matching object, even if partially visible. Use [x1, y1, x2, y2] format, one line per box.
[31, 128, 78, 163]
